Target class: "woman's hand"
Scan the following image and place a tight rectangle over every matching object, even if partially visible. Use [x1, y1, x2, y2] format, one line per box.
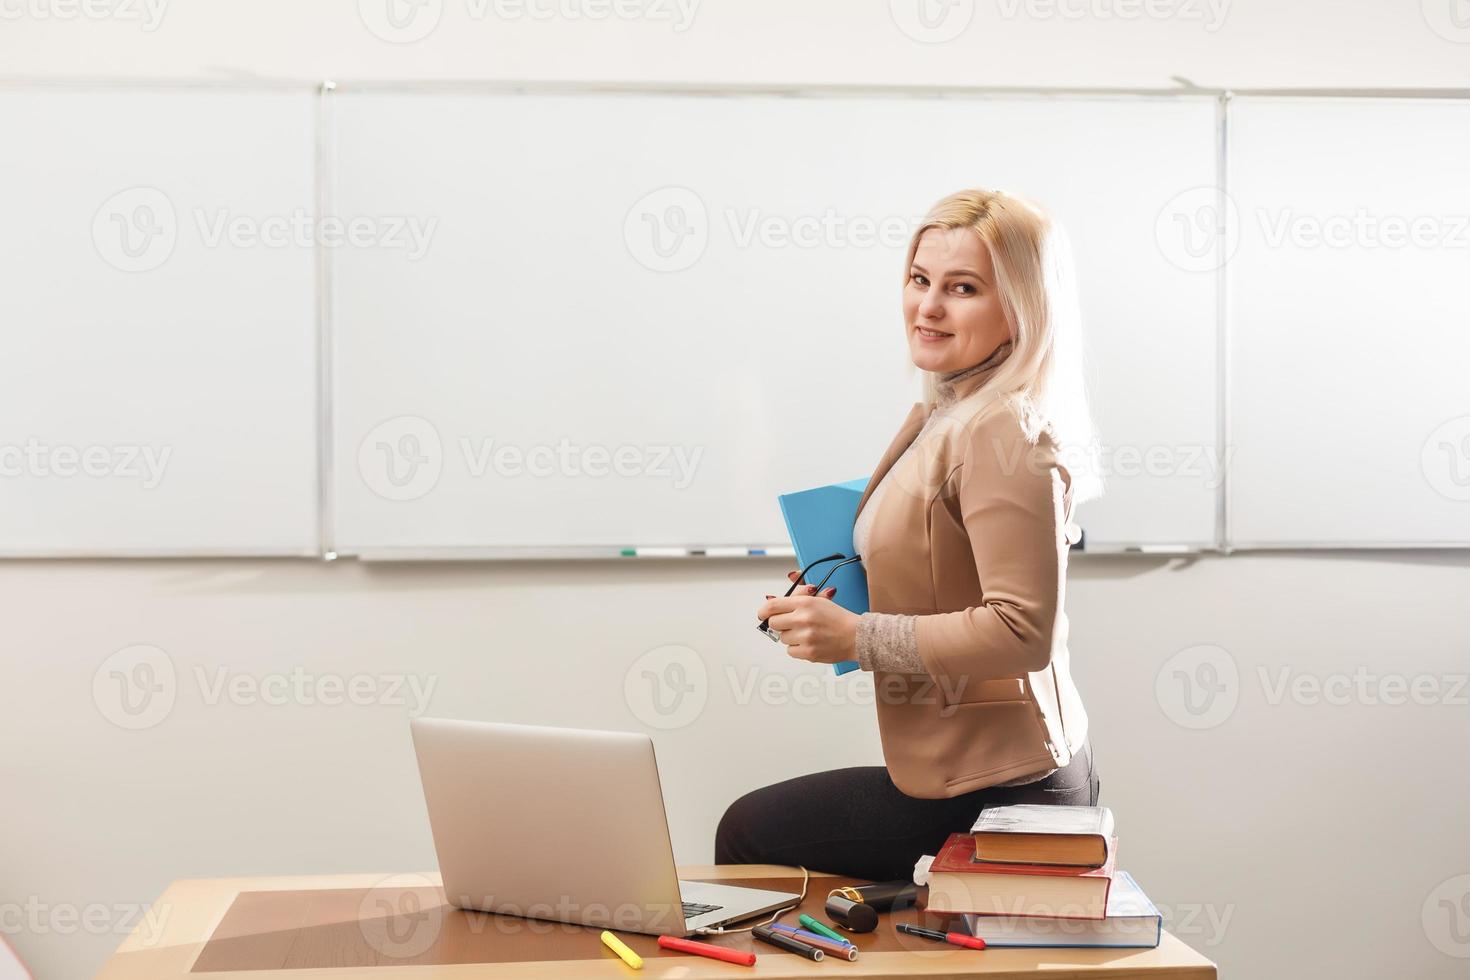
[757, 572, 861, 665]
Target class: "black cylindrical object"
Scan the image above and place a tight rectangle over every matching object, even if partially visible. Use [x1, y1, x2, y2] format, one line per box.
[824, 894, 878, 933]
[832, 880, 919, 913]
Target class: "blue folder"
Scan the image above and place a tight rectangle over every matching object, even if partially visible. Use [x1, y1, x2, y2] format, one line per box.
[777, 477, 871, 676]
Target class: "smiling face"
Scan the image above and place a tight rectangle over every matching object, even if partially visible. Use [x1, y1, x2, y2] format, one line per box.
[903, 226, 1012, 374]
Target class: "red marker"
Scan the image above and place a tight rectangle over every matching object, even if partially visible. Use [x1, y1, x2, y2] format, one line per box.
[657, 934, 757, 966]
[896, 923, 987, 950]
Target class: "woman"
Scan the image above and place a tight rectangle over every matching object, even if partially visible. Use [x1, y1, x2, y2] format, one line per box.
[717, 188, 1103, 884]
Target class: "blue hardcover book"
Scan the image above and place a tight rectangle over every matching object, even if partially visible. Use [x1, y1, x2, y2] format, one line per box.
[960, 872, 1163, 949]
[777, 477, 871, 676]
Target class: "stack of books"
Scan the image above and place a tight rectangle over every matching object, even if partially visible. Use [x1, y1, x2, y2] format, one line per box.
[913, 804, 1162, 949]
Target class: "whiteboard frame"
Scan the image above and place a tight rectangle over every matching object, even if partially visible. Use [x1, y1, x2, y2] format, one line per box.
[1215, 92, 1234, 556]
[4, 78, 1470, 558]
[316, 81, 339, 560]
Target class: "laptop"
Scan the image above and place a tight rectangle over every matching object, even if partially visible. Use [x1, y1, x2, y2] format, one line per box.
[409, 717, 802, 936]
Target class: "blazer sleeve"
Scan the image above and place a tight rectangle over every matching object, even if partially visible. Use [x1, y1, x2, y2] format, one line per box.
[913, 407, 1071, 689]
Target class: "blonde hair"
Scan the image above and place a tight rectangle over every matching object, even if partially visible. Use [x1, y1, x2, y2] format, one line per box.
[904, 188, 1104, 505]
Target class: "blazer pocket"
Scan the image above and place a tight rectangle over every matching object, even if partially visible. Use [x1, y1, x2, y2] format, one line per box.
[941, 676, 1028, 708]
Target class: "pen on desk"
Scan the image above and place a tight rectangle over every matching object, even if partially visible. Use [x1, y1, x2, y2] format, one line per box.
[769, 924, 859, 960]
[752, 924, 824, 960]
[772, 922, 853, 946]
[656, 934, 756, 966]
[895, 922, 987, 950]
[600, 930, 644, 969]
[798, 913, 848, 942]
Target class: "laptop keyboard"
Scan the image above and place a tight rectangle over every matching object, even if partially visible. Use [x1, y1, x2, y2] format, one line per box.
[682, 901, 724, 918]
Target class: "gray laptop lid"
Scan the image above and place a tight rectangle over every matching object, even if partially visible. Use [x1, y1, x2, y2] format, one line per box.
[410, 717, 688, 935]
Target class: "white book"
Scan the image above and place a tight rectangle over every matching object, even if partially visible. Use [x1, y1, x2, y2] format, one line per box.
[970, 804, 1115, 867]
[961, 871, 1161, 949]
[971, 804, 1115, 837]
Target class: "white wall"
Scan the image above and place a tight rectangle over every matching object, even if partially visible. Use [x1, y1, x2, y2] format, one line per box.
[4, 2, 1470, 978]
[6, 553, 1470, 979]
[2, 0, 1469, 88]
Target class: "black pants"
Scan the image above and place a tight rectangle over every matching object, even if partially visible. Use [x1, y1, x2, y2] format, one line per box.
[714, 741, 1098, 883]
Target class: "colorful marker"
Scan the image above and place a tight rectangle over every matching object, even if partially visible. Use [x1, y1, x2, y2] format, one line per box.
[752, 924, 824, 960]
[799, 913, 848, 943]
[600, 930, 644, 969]
[656, 934, 756, 966]
[769, 924, 858, 960]
[896, 923, 988, 950]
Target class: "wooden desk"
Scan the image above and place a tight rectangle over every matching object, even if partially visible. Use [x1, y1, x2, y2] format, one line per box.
[100, 865, 1218, 979]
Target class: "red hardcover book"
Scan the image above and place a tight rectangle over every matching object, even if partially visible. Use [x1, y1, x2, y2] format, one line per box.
[924, 832, 1117, 920]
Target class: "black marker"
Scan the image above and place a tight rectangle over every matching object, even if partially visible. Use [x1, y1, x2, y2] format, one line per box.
[896, 922, 987, 950]
[752, 924, 824, 960]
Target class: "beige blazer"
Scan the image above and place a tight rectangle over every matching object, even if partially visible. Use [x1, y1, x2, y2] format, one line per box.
[854, 361, 1088, 799]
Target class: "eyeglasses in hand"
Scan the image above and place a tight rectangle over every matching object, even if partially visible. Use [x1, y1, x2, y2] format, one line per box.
[757, 552, 863, 642]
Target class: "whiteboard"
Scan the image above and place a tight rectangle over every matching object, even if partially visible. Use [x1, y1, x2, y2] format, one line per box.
[330, 92, 1220, 554]
[1228, 98, 1470, 548]
[0, 90, 320, 556]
